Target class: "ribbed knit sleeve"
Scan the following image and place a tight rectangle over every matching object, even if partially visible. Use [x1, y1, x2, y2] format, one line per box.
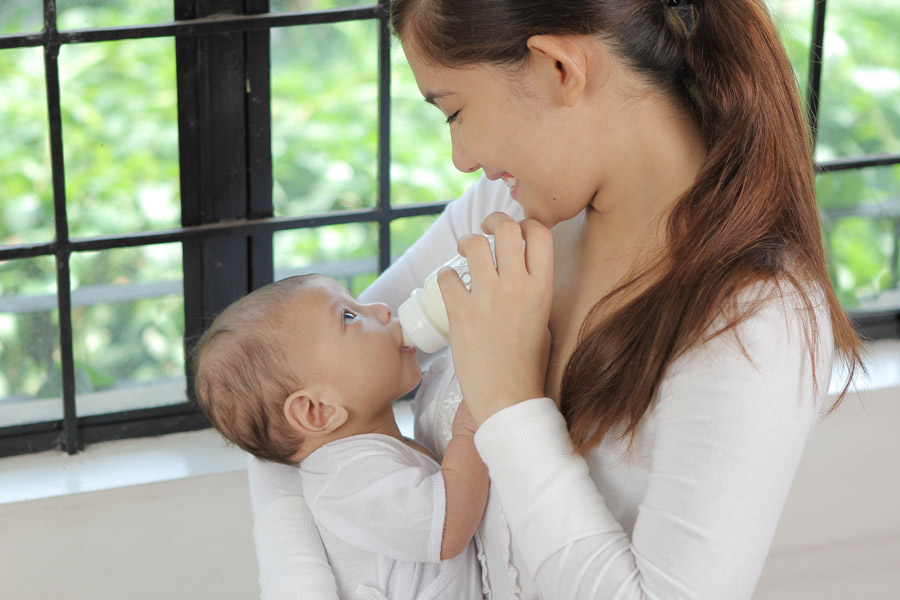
[473, 287, 832, 599]
[252, 495, 339, 600]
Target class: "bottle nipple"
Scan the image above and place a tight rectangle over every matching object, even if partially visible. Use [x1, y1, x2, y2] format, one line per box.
[401, 327, 414, 348]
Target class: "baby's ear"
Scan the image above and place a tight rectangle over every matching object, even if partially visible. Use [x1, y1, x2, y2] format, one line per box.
[283, 390, 348, 437]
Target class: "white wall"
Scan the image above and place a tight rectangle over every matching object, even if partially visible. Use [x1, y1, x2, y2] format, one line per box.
[755, 384, 900, 599]
[0, 471, 258, 600]
[0, 386, 897, 600]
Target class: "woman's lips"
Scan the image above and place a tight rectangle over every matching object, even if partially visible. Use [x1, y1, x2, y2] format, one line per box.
[501, 174, 518, 190]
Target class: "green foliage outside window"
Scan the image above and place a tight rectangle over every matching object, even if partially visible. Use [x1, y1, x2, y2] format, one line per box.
[770, 0, 900, 308]
[0, 0, 897, 416]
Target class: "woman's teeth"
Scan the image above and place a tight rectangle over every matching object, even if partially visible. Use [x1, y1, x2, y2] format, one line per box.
[502, 176, 517, 189]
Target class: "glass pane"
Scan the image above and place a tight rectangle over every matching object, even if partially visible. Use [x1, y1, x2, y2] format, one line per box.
[816, 1, 900, 161]
[0, 256, 62, 427]
[0, 47, 54, 246]
[274, 223, 378, 298]
[766, 0, 815, 100]
[390, 40, 480, 206]
[0, 0, 43, 35]
[59, 37, 180, 238]
[70, 244, 186, 417]
[818, 165, 900, 311]
[57, 0, 172, 29]
[271, 21, 378, 217]
[271, 0, 365, 12]
[390, 215, 439, 261]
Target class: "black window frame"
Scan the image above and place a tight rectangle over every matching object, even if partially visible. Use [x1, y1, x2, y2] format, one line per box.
[807, 0, 900, 340]
[0, 0, 897, 457]
[0, 0, 446, 457]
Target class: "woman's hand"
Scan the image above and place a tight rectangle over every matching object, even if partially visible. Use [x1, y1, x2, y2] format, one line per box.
[439, 212, 554, 425]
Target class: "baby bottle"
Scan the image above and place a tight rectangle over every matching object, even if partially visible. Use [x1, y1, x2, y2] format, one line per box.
[399, 235, 495, 353]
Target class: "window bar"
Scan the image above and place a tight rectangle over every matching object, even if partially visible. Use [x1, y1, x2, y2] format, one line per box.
[817, 153, 900, 174]
[43, 0, 80, 454]
[0, 6, 384, 51]
[377, 0, 392, 273]
[806, 0, 827, 146]
[0, 203, 449, 264]
[244, 0, 274, 292]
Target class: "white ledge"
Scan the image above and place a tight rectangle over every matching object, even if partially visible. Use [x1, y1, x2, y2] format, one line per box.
[0, 400, 416, 505]
[0, 342, 896, 506]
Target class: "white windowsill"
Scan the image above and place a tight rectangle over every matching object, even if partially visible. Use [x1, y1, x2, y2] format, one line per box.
[0, 341, 897, 506]
[0, 398, 417, 505]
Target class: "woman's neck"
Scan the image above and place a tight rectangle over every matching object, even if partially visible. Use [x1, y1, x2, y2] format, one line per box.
[586, 95, 706, 265]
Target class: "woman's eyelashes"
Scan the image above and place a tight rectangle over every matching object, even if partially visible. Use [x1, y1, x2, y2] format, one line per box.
[342, 309, 357, 327]
[445, 110, 460, 125]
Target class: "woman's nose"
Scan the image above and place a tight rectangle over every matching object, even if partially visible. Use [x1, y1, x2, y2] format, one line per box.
[450, 128, 480, 174]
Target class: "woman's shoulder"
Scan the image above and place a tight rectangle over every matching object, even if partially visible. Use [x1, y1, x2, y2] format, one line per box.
[666, 276, 835, 410]
[716, 276, 833, 347]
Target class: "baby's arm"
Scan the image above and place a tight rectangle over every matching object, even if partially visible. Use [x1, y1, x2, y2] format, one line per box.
[439, 401, 489, 560]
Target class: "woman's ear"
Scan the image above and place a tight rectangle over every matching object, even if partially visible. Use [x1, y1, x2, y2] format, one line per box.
[283, 390, 348, 437]
[525, 35, 589, 108]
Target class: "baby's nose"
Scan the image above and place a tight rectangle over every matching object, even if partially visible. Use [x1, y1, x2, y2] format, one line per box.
[372, 302, 392, 324]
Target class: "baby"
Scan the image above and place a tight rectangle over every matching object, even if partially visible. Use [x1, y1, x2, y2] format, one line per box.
[192, 274, 487, 600]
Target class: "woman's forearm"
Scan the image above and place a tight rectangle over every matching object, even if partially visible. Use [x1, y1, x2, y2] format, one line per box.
[473, 293, 828, 599]
[253, 496, 340, 599]
[248, 458, 339, 599]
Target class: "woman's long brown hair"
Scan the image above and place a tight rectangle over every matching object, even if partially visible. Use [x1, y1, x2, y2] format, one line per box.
[392, 0, 865, 452]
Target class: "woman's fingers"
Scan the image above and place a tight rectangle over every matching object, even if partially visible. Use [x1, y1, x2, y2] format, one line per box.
[479, 211, 518, 237]
[436, 263, 470, 307]
[521, 218, 554, 282]
[480, 212, 525, 277]
[456, 233, 496, 289]
[435, 214, 555, 424]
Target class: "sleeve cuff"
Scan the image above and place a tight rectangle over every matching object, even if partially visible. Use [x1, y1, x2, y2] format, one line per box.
[473, 398, 620, 570]
[428, 470, 447, 564]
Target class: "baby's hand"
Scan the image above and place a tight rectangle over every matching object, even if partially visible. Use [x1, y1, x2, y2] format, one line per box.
[451, 400, 478, 438]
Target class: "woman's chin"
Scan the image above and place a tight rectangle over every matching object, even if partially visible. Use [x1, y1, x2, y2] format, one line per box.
[520, 205, 563, 229]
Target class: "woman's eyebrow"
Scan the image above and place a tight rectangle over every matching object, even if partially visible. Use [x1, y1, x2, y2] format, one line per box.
[424, 90, 454, 105]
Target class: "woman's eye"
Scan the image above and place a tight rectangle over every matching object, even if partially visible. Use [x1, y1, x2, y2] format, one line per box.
[445, 110, 460, 125]
[342, 310, 357, 326]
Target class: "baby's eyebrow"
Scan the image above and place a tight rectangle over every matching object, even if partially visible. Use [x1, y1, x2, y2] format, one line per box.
[328, 297, 344, 329]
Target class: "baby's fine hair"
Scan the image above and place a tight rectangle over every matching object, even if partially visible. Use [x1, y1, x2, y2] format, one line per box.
[192, 275, 318, 465]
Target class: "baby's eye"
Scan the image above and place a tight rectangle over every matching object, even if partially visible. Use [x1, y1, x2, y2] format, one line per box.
[342, 310, 357, 326]
[445, 110, 460, 125]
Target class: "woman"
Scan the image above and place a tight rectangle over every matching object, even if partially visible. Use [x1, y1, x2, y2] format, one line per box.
[249, 0, 864, 598]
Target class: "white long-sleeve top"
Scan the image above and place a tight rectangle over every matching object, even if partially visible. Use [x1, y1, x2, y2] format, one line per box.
[299, 434, 481, 600]
[249, 175, 833, 600]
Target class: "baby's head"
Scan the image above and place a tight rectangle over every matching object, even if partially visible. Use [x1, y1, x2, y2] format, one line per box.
[192, 274, 421, 465]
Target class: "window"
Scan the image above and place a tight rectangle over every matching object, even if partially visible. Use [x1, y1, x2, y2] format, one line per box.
[770, 0, 900, 338]
[0, 0, 475, 457]
[1, 0, 897, 457]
